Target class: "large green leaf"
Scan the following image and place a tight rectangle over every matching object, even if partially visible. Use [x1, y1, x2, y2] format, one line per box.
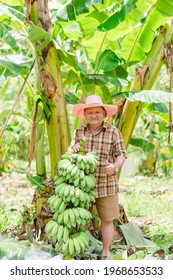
[0, 23, 19, 51]
[123, 90, 173, 103]
[79, 9, 108, 40]
[0, 238, 30, 260]
[87, 73, 128, 86]
[146, 103, 168, 114]
[117, 0, 173, 64]
[119, 222, 158, 252]
[57, 49, 79, 70]
[97, 0, 138, 31]
[97, 50, 124, 71]
[28, 25, 51, 43]
[0, 59, 31, 77]
[130, 137, 155, 153]
[26, 174, 44, 189]
[0, 3, 25, 32]
[103, 0, 157, 37]
[116, 26, 146, 64]
[145, 103, 169, 123]
[55, 0, 103, 21]
[139, 0, 173, 52]
[83, 0, 157, 62]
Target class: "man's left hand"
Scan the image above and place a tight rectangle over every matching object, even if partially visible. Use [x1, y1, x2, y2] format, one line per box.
[105, 160, 117, 175]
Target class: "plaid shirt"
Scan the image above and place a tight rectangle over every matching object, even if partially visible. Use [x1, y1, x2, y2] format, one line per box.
[69, 121, 127, 198]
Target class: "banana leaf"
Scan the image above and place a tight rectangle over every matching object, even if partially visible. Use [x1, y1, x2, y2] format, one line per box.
[119, 222, 159, 253]
[0, 237, 30, 260]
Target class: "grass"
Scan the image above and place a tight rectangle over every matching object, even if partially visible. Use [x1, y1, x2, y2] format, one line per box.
[119, 175, 173, 245]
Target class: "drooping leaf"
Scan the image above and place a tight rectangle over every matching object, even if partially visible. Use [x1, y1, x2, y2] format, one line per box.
[87, 74, 128, 86]
[66, 3, 76, 21]
[146, 103, 168, 114]
[55, 0, 103, 21]
[139, 0, 173, 52]
[122, 90, 173, 103]
[116, 25, 146, 64]
[97, 0, 138, 31]
[105, 0, 157, 41]
[79, 9, 108, 40]
[57, 49, 79, 70]
[97, 50, 124, 71]
[28, 25, 51, 43]
[119, 222, 158, 250]
[130, 137, 155, 154]
[26, 174, 44, 188]
[0, 59, 31, 77]
[0, 23, 19, 51]
[145, 104, 169, 123]
[65, 92, 80, 104]
[63, 22, 82, 41]
[0, 237, 30, 260]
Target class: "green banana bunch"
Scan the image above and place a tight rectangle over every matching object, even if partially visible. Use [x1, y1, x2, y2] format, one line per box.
[46, 148, 99, 258]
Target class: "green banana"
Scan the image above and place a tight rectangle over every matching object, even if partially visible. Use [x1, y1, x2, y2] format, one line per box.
[80, 232, 89, 247]
[63, 209, 69, 226]
[68, 208, 75, 224]
[45, 220, 56, 234]
[53, 197, 63, 211]
[50, 222, 59, 238]
[72, 237, 81, 254]
[58, 183, 68, 197]
[57, 212, 64, 225]
[76, 235, 86, 252]
[61, 152, 73, 159]
[68, 238, 75, 256]
[63, 184, 71, 197]
[55, 182, 67, 195]
[58, 201, 66, 213]
[63, 226, 69, 242]
[54, 176, 66, 185]
[71, 165, 79, 177]
[73, 177, 79, 187]
[70, 185, 75, 197]
[57, 225, 64, 241]
[57, 159, 71, 169]
[55, 240, 64, 252]
[53, 210, 59, 221]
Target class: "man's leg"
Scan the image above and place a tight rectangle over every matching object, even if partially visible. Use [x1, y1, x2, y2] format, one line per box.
[95, 194, 120, 259]
[101, 220, 114, 259]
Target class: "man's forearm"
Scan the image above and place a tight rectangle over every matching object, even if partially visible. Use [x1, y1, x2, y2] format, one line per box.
[114, 155, 126, 169]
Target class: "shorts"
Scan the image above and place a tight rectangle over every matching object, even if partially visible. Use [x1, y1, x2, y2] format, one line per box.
[95, 193, 120, 222]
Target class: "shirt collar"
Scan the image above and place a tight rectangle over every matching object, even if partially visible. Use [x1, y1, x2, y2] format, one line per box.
[84, 121, 107, 131]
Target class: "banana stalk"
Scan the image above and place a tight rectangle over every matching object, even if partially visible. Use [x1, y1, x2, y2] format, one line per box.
[118, 23, 173, 151]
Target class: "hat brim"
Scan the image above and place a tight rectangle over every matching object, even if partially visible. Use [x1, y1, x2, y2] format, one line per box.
[73, 103, 118, 119]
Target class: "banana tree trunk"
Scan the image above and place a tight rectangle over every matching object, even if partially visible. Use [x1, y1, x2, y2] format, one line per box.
[118, 23, 173, 151]
[27, 0, 71, 178]
[23, 0, 71, 239]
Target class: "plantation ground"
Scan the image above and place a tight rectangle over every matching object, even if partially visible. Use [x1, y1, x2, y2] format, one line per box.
[1, 169, 173, 249]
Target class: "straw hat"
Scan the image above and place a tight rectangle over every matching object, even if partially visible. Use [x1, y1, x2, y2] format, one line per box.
[73, 95, 118, 119]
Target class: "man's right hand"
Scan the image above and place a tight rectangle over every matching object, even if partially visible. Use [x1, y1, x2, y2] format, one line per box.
[68, 142, 80, 153]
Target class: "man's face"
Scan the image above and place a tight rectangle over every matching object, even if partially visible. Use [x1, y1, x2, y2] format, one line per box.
[84, 106, 106, 127]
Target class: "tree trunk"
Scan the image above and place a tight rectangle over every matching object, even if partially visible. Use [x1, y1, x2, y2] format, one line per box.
[23, 0, 71, 239]
[118, 24, 173, 151]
